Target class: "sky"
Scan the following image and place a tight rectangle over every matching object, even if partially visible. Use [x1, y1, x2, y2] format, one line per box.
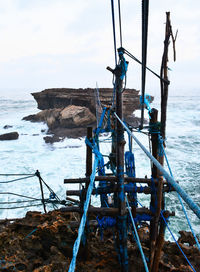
[0, 0, 199, 97]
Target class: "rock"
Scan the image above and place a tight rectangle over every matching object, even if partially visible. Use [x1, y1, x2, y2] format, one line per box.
[23, 88, 153, 141]
[24, 106, 96, 141]
[43, 135, 63, 144]
[31, 88, 142, 115]
[0, 211, 199, 272]
[178, 230, 200, 247]
[0, 132, 19, 141]
[3, 125, 13, 129]
[60, 105, 96, 128]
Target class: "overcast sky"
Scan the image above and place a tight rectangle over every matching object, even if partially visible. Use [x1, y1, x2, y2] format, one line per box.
[0, 0, 199, 96]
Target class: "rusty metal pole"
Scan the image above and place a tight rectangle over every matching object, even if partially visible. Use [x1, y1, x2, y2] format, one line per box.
[115, 66, 128, 272]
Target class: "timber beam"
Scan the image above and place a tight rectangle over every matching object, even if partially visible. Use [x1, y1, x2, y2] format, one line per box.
[64, 176, 170, 185]
[66, 185, 174, 196]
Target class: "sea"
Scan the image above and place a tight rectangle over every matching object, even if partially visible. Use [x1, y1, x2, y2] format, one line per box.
[0, 88, 199, 242]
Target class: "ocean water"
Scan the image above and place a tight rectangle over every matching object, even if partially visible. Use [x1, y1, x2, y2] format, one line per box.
[0, 89, 199, 242]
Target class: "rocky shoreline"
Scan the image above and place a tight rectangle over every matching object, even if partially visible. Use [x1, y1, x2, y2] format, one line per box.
[0, 210, 199, 272]
[23, 88, 149, 142]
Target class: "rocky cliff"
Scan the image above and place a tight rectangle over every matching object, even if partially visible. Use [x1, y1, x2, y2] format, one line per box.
[0, 210, 199, 271]
[31, 88, 141, 116]
[24, 88, 150, 141]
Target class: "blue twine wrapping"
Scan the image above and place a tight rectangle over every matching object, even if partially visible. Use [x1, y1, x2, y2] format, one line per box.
[118, 50, 128, 80]
[125, 151, 136, 178]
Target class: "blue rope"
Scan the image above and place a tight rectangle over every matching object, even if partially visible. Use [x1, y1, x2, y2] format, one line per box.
[158, 135, 200, 251]
[68, 157, 99, 272]
[114, 112, 200, 219]
[125, 195, 149, 272]
[137, 173, 198, 272]
[139, 93, 152, 116]
[125, 151, 136, 178]
[160, 212, 197, 272]
[25, 228, 38, 239]
[118, 49, 128, 80]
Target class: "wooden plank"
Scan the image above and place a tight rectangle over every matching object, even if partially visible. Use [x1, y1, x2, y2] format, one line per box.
[60, 206, 153, 216]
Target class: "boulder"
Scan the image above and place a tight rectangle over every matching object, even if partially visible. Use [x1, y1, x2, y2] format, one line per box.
[178, 230, 200, 247]
[59, 105, 96, 128]
[3, 125, 13, 129]
[23, 106, 96, 130]
[0, 132, 19, 141]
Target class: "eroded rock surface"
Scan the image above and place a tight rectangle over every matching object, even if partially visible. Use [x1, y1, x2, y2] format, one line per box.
[0, 211, 199, 272]
[23, 88, 147, 140]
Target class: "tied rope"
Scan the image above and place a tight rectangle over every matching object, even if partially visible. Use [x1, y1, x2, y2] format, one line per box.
[136, 199, 197, 272]
[68, 157, 99, 272]
[158, 135, 200, 251]
[114, 112, 200, 219]
[125, 195, 149, 272]
[160, 213, 197, 272]
[0, 174, 36, 184]
[123, 48, 169, 84]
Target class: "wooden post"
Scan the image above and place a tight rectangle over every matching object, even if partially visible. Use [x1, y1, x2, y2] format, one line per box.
[81, 126, 93, 260]
[151, 12, 176, 272]
[149, 108, 159, 270]
[115, 65, 128, 272]
[86, 127, 93, 186]
[35, 170, 47, 214]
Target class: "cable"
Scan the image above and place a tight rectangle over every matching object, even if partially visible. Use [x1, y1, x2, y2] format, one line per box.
[0, 173, 35, 176]
[124, 49, 169, 84]
[118, 0, 123, 47]
[158, 135, 200, 251]
[0, 174, 35, 184]
[0, 199, 42, 204]
[161, 213, 197, 272]
[110, 0, 117, 66]
[140, 0, 149, 129]
[0, 192, 41, 200]
[126, 195, 149, 272]
[0, 203, 43, 210]
[114, 112, 200, 219]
